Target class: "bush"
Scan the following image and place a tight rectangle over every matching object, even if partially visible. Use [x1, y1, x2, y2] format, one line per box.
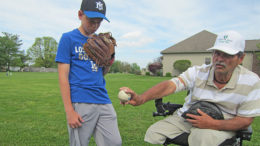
[145, 72, 150, 76]
[156, 71, 162, 76]
[165, 72, 171, 77]
[173, 60, 191, 73]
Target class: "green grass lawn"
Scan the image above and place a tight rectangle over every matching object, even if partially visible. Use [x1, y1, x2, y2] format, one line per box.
[0, 72, 259, 146]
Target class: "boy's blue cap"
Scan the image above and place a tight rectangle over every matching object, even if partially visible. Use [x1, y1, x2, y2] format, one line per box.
[80, 0, 110, 22]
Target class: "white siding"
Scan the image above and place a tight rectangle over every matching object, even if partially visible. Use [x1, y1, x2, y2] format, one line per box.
[162, 53, 253, 76]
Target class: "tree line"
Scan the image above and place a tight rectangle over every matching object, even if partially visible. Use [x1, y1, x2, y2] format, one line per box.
[0, 32, 58, 71]
[0, 32, 143, 74]
[1, 32, 206, 75]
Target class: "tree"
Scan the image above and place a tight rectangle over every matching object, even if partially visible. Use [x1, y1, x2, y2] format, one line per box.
[130, 63, 141, 75]
[0, 32, 23, 71]
[148, 56, 163, 76]
[173, 60, 191, 73]
[148, 62, 162, 75]
[27, 37, 57, 68]
[109, 60, 141, 74]
[123, 62, 131, 73]
[14, 50, 30, 70]
[110, 60, 122, 73]
[153, 56, 163, 64]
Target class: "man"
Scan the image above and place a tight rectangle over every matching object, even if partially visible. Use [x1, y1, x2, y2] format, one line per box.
[56, 0, 122, 145]
[120, 30, 260, 145]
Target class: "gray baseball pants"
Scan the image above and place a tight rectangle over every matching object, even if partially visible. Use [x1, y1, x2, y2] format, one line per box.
[68, 103, 122, 146]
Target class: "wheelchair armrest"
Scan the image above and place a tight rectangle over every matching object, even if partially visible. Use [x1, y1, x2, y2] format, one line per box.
[236, 125, 253, 141]
[153, 99, 183, 117]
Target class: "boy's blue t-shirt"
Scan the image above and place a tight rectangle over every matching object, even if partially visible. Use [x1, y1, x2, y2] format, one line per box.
[55, 29, 111, 104]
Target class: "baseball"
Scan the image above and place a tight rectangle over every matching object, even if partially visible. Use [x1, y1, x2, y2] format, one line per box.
[118, 90, 131, 102]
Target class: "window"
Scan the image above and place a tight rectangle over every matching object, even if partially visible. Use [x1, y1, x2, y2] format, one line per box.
[205, 57, 211, 65]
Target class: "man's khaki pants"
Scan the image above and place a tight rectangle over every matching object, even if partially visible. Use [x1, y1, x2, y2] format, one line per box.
[144, 111, 235, 146]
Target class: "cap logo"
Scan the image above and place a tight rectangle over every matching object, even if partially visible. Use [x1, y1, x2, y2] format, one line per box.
[224, 35, 228, 40]
[219, 35, 232, 44]
[96, 1, 104, 11]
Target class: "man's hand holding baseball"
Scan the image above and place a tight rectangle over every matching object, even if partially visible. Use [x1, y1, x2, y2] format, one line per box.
[119, 87, 145, 106]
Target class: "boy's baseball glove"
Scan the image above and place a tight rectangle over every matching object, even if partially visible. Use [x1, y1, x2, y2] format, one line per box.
[182, 101, 224, 120]
[83, 32, 116, 74]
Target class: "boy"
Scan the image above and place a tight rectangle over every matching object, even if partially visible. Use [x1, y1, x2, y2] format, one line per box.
[55, 0, 122, 145]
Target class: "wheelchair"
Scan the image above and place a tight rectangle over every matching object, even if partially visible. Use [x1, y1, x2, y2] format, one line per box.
[153, 98, 253, 146]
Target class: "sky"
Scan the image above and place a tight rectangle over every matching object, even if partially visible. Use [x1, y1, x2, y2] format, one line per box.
[1, 0, 260, 68]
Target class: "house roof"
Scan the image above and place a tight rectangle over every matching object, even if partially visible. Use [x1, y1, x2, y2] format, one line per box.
[161, 30, 260, 54]
[245, 40, 260, 52]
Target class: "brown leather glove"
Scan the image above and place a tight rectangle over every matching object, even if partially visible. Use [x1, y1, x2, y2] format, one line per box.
[83, 32, 116, 75]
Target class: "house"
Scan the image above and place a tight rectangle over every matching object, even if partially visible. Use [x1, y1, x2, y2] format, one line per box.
[161, 30, 260, 76]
